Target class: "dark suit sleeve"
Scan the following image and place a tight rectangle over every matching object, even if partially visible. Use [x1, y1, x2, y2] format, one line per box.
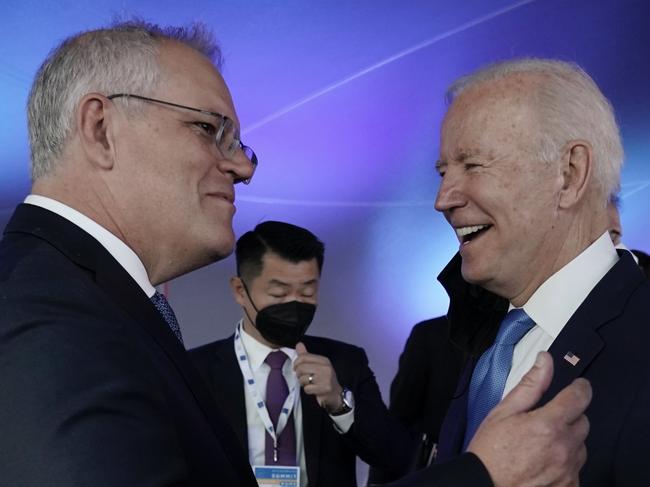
[368, 323, 432, 484]
[370, 318, 470, 483]
[614, 370, 650, 485]
[0, 297, 189, 486]
[391, 318, 467, 438]
[389, 322, 432, 429]
[332, 346, 419, 475]
[384, 453, 492, 487]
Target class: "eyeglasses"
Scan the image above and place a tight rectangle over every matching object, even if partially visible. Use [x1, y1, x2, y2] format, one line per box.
[107, 93, 258, 184]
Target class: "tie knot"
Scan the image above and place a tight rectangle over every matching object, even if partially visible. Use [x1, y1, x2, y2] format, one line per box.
[150, 291, 184, 344]
[151, 290, 169, 307]
[495, 308, 535, 346]
[265, 350, 288, 370]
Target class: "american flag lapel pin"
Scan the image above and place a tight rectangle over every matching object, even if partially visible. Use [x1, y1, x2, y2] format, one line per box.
[563, 351, 580, 366]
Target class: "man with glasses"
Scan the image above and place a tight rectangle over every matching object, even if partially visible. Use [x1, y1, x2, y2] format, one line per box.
[106, 93, 257, 184]
[0, 21, 258, 486]
[0, 20, 589, 487]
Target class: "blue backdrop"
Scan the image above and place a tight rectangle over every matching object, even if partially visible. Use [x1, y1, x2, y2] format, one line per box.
[2, 0, 649, 418]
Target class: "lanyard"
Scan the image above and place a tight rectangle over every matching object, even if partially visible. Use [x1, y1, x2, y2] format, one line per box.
[234, 322, 299, 463]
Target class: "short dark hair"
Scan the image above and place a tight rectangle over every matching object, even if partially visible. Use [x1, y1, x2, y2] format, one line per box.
[236, 221, 325, 283]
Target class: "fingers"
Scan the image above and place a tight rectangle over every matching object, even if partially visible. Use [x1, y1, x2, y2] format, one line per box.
[294, 365, 330, 388]
[490, 351, 554, 419]
[544, 378, 592, 425]
[570, 413, 590, 445]
[293, 351, 331, 369]
[296, 370, 333, 398]
[466, 352, 591, 487]
[573, 442, 588, 478]
[295, 342, 307, 355]
[296, 370, 317, 388]
[293, 353, 342, 409]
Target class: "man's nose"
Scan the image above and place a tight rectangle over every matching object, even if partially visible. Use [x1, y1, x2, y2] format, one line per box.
[218, 151, 255, 185]
[434, 174, 466, 213]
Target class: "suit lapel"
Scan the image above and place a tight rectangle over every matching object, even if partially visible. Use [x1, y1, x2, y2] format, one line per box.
[301, 388, 323, 485]
[299, 336, 324, 485]
[436, 357, 474, 461]
[210, 338, 249, 452]
[4, 204, 254, 478]
[541, 252, 644, 403]
[543, 321, 603, 402]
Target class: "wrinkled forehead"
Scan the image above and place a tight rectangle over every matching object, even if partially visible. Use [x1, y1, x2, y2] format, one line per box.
[155, 40, 239, 125]
[441, 77, 542, 157]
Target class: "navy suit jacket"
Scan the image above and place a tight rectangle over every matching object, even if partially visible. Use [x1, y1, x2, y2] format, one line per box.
[368, 316, 469, 484]
[0, 204, 256, 486]
[437, 251, 650, 486]
[190, 334, 418, 487]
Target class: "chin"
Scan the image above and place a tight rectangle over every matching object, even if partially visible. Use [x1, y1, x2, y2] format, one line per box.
[209, 233, 236, 261]
[199, 218, 235, 258]
[460, 260, 490, 286]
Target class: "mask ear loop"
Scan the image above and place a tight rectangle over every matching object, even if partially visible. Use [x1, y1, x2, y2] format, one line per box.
[239, 277, 261, 325]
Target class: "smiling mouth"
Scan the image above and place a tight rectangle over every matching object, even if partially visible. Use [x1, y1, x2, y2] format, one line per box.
[455, 224, 491, 244]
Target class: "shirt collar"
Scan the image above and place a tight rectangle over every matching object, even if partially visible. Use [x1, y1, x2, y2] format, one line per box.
[238, 320, 297, 372]
[615, 241, 640, 264]
[517, 231, 619, 339]
[24, 194, 156, 298]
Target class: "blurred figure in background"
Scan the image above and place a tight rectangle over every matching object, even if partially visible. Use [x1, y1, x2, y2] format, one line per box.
[608, 195, 649, 277]
[367, 315, 466, 483]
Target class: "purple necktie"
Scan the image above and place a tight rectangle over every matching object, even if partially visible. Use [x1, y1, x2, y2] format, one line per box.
[150, 291, 184, 345]
[264, 350, 297, 465]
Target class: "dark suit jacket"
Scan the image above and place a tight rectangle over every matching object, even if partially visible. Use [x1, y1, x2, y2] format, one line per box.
[191, 334, 420, 487]
[389, 317, 468, 440]
[0, 204, 257, 486]
[437, 251, 650, 486]
[368, 317, 468, 484]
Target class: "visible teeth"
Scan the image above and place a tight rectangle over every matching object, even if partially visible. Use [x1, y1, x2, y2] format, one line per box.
[456, 224, 488, 238]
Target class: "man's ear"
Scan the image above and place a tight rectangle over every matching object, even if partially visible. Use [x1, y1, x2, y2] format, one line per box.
[76, 93, 116, 170]
[230, 276, 246, 306]
[558, 140, 593, 209]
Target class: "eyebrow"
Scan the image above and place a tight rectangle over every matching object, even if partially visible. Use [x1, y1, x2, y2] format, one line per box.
[267, 278, 319, 287]
[436, 149, 481, 169]
[454, 149, 480, 162]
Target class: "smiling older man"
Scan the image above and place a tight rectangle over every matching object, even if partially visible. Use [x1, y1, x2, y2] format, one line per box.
[434, 58, 650, 486]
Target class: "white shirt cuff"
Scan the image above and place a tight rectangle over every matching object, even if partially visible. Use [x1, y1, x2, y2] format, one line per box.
[330, 407, 354, 433]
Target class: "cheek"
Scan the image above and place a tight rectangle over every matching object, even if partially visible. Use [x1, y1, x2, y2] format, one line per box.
[251, 294, 280, 310]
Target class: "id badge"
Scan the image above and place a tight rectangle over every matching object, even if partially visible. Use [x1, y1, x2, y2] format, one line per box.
[253, 465, 300, 486]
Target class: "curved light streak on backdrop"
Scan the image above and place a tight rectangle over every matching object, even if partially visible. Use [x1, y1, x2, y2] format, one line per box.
[1, 0, 649, 403]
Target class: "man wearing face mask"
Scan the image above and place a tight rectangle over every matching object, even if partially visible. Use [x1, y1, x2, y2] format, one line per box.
[190, 221, 416, 487]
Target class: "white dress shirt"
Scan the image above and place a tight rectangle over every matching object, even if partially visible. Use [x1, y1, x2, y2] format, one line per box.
[24, 195, 155, 298]
[239, 324, 354, 487]
[503, 231, 619, 396]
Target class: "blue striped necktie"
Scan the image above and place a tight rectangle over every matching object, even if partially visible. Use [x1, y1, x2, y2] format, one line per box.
[150, 291, 184, 345]
[463, 308, 535, 449]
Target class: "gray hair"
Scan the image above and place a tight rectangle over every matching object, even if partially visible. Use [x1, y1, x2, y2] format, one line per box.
[446, 58, 623, 204]
[27, 19, 222, 180]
